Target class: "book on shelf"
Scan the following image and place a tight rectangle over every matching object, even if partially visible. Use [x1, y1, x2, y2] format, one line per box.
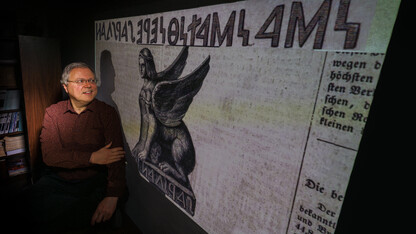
[0, 111, 23, 135]
[6, 154, 28, 176]
[3, 135, 25, 156]
[0, 135, 28, 177]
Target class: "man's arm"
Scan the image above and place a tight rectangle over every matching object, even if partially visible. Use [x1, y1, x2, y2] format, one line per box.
[102, 107, 126, 197]
[91, 106, 126, 225]
[90, 142, 124, 165]
[40, 109, 124, 169]
[91, 197, 119, 225]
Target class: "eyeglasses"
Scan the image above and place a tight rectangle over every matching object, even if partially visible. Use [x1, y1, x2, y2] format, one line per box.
[67, 79, 97, 85]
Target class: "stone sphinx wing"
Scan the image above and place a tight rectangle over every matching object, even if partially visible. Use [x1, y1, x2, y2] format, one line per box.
[152, 55, 210, 127]
[157, 46, 189, 81]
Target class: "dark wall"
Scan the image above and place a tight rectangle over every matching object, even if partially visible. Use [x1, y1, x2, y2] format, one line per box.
[336, 1, 408, 233]
[3, 0, 408, 233]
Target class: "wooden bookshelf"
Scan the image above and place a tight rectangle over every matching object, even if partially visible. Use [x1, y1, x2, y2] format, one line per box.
[0, 36, 30, 185]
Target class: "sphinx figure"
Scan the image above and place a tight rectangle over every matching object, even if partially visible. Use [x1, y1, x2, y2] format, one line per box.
[132, 46, 210, 188]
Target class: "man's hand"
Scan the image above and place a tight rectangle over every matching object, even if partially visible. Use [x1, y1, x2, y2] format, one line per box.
[90, 142, 125, 165]
[91, 197, 119, 226]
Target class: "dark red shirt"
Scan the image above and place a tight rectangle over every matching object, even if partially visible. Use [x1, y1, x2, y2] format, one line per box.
[40, 99, 125, 197]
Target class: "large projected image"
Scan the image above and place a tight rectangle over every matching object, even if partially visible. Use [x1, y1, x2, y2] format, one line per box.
[95, 0, 400, 233]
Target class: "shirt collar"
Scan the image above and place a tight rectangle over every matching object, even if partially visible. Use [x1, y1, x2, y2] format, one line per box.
[64, 98, 98, 114]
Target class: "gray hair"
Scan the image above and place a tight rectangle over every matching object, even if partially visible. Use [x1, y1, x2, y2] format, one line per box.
[61, 62, 95, 85]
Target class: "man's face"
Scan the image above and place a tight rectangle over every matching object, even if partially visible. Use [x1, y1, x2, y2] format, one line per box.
[63, 67, 97, 107]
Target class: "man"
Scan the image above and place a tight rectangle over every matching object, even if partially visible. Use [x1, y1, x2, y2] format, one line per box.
[30, 62, 126, 232]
